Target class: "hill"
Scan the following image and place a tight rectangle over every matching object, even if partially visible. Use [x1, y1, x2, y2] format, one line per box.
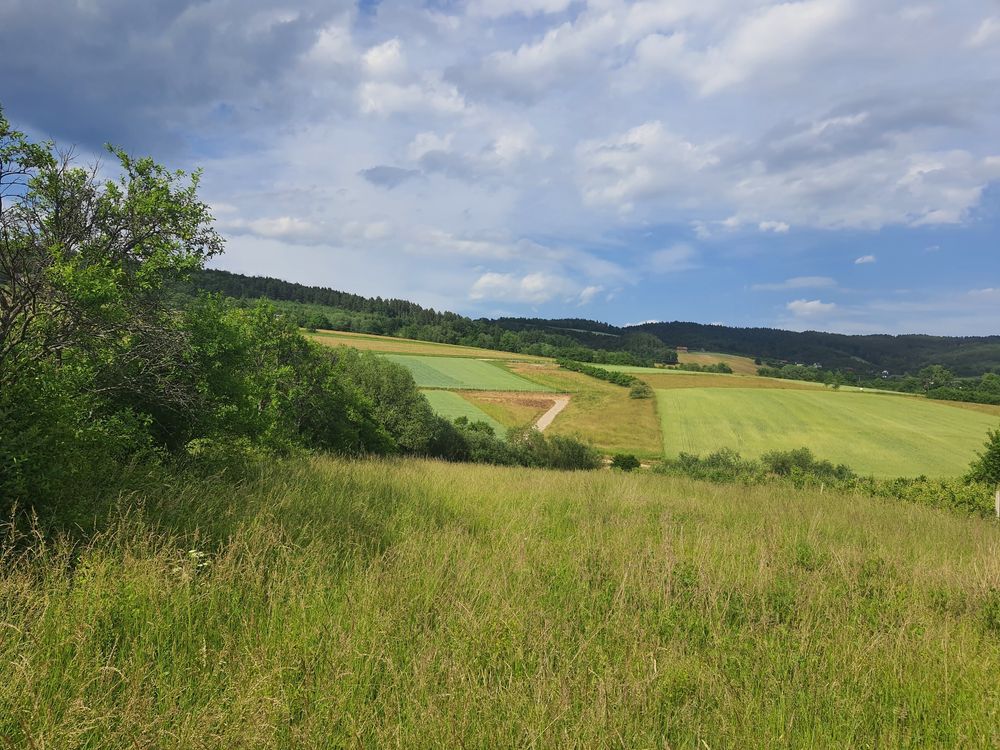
[194, 270, 1000, 376]
[6, 457, 999, 747]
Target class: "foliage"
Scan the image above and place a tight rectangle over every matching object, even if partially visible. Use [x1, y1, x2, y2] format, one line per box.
[628, 381, 654, 399]
[656, 447, 998, 516]
[192, 270, 675, 366]
[967, 427, 1000, 487]
[556, 358, 640, 388]
[669, 361, 733, 374]
[611, 453, 641, 471]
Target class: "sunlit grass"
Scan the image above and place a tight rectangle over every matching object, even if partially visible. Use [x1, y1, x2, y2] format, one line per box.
[4, 457, 998, 748]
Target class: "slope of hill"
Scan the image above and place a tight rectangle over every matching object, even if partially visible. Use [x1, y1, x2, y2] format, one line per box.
[193, 269, 1000, 376]
[6, 457, 999, 747]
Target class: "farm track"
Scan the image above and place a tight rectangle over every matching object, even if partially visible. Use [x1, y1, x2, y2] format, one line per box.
[535, 396, 570, 431]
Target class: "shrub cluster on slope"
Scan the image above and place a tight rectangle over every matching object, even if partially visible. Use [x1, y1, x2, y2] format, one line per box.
[655, 446, 1000, 517]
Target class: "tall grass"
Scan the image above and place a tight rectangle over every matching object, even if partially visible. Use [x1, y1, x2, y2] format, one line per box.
[3, 458, 999, 748]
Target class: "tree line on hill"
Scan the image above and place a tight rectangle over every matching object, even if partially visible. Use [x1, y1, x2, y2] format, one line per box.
[191, 270, 678, 367]
[0, 110, 598, 509]
[193, 271, 1000, 378]
[758, 362, 1000, 405]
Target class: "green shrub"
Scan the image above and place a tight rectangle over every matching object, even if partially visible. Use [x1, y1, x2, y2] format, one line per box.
[611, 454, 641, 471]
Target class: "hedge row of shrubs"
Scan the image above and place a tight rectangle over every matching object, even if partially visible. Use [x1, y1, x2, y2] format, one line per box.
[555, 359, 653, 399]
[653, 447, 998, 517]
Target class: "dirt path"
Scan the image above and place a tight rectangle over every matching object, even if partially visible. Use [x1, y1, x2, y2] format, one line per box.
[535, 396, 570, 431]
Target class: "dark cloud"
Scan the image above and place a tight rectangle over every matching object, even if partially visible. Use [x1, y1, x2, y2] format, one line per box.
[359, 165, 421, 187]
[751, 96, 972, 173]
[0, 0, 354, 155]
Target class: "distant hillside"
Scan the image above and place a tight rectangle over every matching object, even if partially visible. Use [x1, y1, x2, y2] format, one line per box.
[192, 269, 1000, 376]
[630, 321, 1000, 376]
[491, 317, 1000, 376]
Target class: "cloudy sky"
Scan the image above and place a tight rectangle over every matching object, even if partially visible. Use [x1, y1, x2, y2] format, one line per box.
[3, 0, 999, 334]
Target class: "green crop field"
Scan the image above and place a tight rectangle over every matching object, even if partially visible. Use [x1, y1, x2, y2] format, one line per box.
[422, 389, 507, 434]
[5, 458, 999, 747]
[384, 355, 552, 391]
[657, 388, 999, 477]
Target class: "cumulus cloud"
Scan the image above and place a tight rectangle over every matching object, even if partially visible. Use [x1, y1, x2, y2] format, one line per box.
[787, 299, 837, 316]
[7, 0, 998, 328]
[469, 271, 576, 304]
[855, 255, 877, 264]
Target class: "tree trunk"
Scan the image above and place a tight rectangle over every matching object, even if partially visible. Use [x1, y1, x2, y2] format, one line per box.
[995, 486, 999, 520]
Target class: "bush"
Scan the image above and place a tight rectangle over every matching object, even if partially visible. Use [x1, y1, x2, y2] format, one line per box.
[611, 454, 641, 471]
[629, 381, 654, 399]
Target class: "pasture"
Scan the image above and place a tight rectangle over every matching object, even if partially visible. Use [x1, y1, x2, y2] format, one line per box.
[5, 457, 998, 747]
[421, 389, 506, 434]
[309, 329, 543, 359]
[508, 362, 662, 457]
[657, 387, 999, 477]
[383, 355, 552, 391]
[678, 350, 759, 375]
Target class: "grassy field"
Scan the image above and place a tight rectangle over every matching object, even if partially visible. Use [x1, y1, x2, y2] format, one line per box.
[384, 355, 552, 391]
[679, 350, 759, 375]
[509, 362, 663, 457]
[421, 389, 507, 434]
[4, 457, 999, 747]
[657, 388, 999, 476]
[458, 391, 557, 429]
[309, 329, 543, 360]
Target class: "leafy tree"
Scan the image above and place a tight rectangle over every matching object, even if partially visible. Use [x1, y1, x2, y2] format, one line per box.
[967, 427, 1000, 489]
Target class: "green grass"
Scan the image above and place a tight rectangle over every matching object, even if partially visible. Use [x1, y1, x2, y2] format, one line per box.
[421, 389, 507, 434]
[657, 387, 999, 477]
[4, 457, 999, 747]
[384, 354, 552, 391]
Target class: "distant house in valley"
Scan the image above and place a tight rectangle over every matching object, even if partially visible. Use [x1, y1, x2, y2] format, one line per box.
[676, 346, 689, 353]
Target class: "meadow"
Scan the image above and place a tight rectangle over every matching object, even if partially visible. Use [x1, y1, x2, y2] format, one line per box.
[4, 457, 998, 748]
[420, 389, 507, 434]
[383, 354, 552, 391]
[508, 361, 663, 457]
[678, 350, 759, 375]
[657, 388, 999, 476]
[309, 329, 544, 359]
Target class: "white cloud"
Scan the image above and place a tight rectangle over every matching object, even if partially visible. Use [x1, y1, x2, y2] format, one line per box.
[787, 299, 837, 316]
[967, 16, 1000, 47]
[648, 244, 699, 274]
[358, 77, 466, 116]
[577, 121, 718, 212]
[752, 276, 836, 291]
[758, 220, 790, 233]
[469, 271, 576, 304]
[363, 38, 405, 78]
[578, 285, 604, 305]
[854, 254, 877, 264]
[407, 131, 454, 160]
[631, 0, 855, 95]
[468, 0, 573, 19]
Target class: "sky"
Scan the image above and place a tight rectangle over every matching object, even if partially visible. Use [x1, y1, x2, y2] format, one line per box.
[2, 0, 999, 335]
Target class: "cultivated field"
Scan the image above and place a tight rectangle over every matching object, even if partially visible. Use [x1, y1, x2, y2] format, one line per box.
[384, 355, 552, 391]
[678, 350, 759, 375]
[420, 389, 506, 434]
[508, 361, 663, 457]
[657, 388, 998, 476]
[5, 457, 998, 747]
[309, 329, 543, 360]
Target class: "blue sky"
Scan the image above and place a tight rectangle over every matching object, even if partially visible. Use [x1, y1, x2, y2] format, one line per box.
[3, 0, 999, 334]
